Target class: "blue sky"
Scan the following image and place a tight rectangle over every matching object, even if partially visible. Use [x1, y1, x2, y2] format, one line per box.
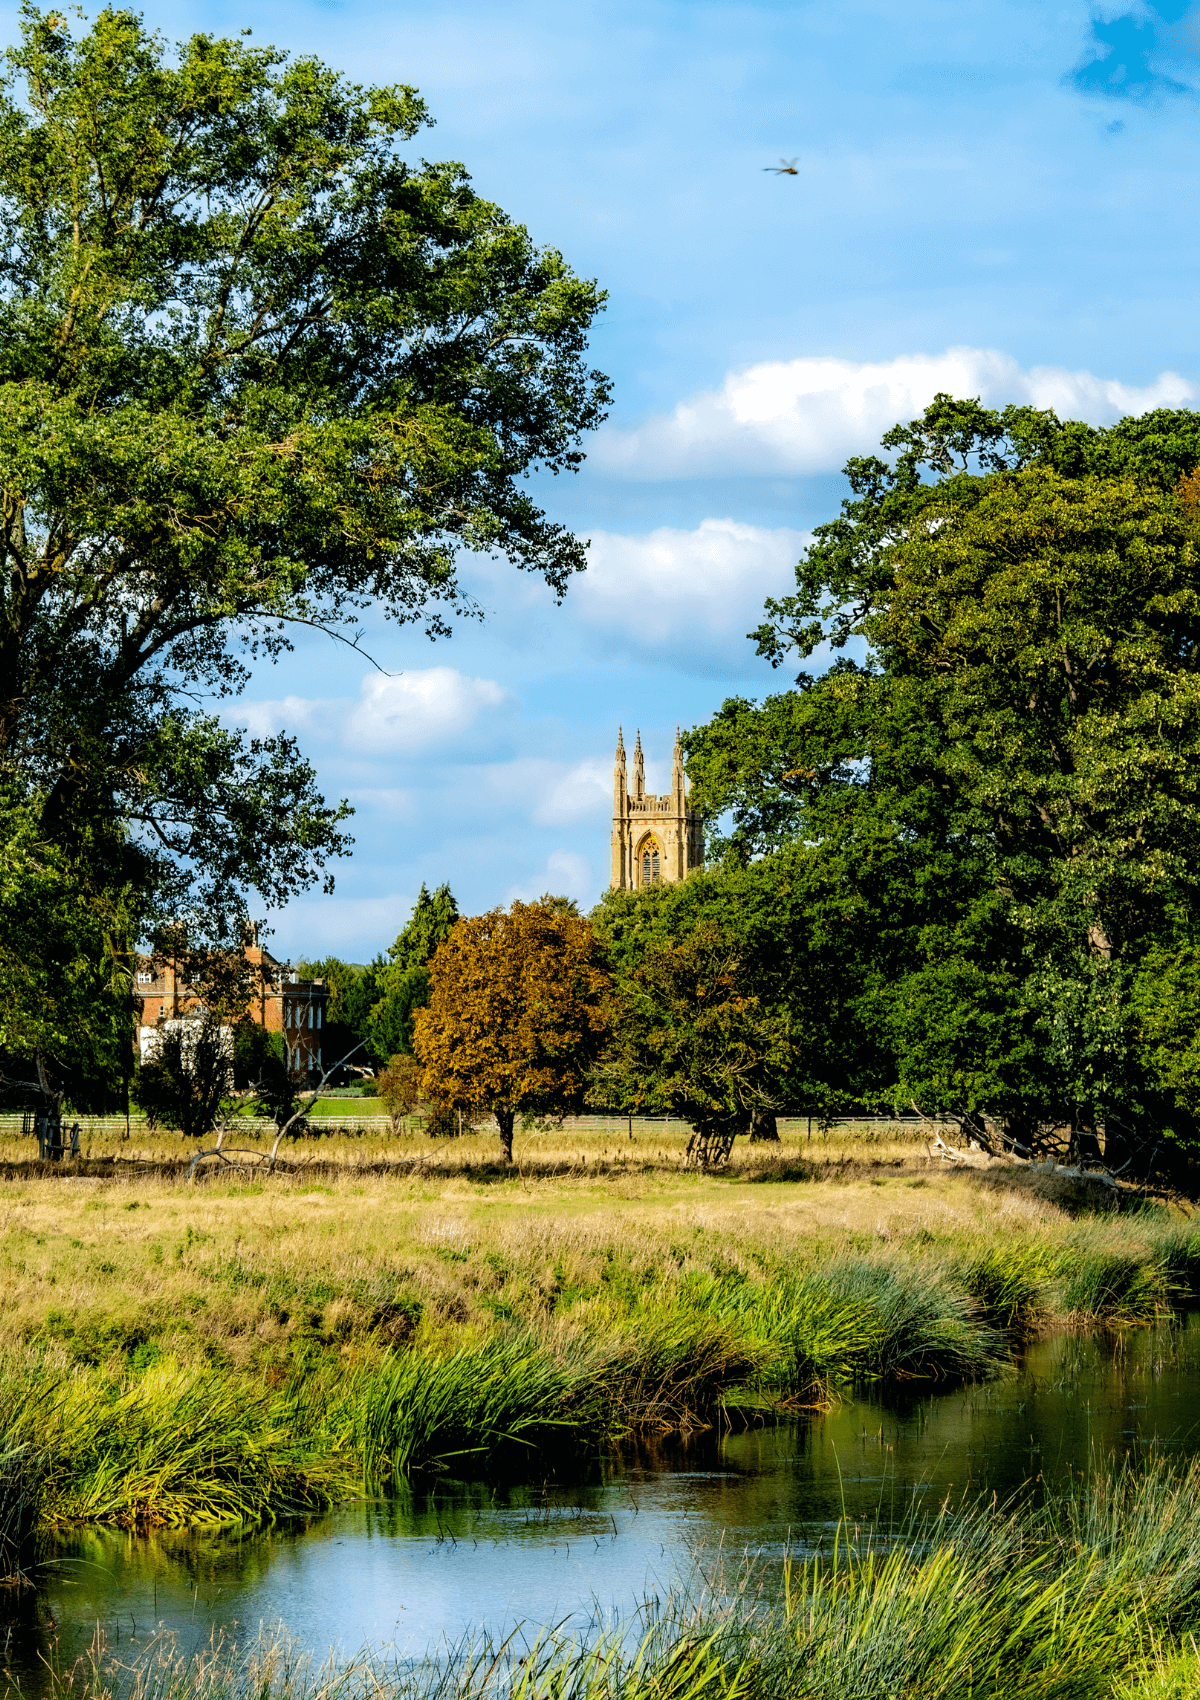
[51, 0, 1200, 958]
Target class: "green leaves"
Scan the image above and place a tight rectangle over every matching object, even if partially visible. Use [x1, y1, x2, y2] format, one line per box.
[0, 781, 136, 1106]
[877, 469, 1200, 941]
[596, 919, 796, 1135]
[0, 7, 609, 1094]
[385, 882, 459, 973]
[691, 396, 1200, 1156]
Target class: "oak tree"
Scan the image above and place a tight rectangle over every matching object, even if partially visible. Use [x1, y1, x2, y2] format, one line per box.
[0, 8, 609, 1095]
[686, 398, 1200, 1166]
[594, 918, 795, 1167]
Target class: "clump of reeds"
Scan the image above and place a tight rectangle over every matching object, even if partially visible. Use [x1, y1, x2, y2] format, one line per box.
[37, 1455, 1200, 1700]
[337, 1329, 609, 1480]
[956, 1240, 1051, 1334]
[660, 1253, 1006, 1407]
[0, 1356, 354, 1528]
[0, 1442, 44, 1586]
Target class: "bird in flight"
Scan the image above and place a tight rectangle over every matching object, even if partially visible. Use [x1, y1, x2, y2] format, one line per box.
[764, 157, 799, 175]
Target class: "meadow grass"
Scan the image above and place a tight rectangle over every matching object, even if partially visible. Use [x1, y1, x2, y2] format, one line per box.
[0, 1123, 1195, 1529]
[0, 1113, 934, 1176]
[37, 1455, 1200, 1700]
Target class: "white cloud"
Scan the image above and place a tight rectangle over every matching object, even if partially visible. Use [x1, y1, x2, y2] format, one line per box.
[593, 348, 1198, 479]
[574, 518, 806, 664]
[531, 757, 613, 825]
[343, 667, 512, 755]
[460, 756, 615, 827]
[505, 851, 594, 906]
[233, 695, 338, 740]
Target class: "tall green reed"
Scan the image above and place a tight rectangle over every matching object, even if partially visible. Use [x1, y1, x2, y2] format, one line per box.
[0, 1442, 43, 1584]
[0, 1357, 353, 1527]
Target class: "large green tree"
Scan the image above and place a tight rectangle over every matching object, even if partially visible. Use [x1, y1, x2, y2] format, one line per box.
[0, 7, 608, 1097]
[686, 399, 1200, 1167]
[594, 853, 862, 1121]
[594, 913, 797, 1166]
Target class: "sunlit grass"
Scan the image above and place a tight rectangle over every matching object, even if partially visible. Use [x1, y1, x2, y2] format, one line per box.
[0, 1113, 933, 1176]
[0, 1118, 1190, 1529]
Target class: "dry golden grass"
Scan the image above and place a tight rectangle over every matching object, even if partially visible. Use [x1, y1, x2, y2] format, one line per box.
[0, 1110, 1143, 1384]
[0, 1112, 939, 1174]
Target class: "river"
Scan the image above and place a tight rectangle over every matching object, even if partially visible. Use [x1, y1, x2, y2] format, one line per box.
[5, 1315, 1200, 1692]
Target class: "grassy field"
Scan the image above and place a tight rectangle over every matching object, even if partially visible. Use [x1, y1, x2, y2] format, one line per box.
[1, 1119, 1196, 1538]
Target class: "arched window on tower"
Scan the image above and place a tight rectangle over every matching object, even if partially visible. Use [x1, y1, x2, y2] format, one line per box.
[641, 846, 661, 886]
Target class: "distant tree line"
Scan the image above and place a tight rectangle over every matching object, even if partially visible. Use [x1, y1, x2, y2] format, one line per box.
[411, 398, 1200, 1180]
[296, 880, 462, 1080]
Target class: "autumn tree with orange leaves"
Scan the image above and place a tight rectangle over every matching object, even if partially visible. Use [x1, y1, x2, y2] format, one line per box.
[413, 900, 610, 1162]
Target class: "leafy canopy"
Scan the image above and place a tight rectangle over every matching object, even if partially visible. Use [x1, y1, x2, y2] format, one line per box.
[413, 900, 610, 1160]
[0, 6, 608, 1087]
[593, 915, 795, 1163]
[685, 398, 1200, 1156]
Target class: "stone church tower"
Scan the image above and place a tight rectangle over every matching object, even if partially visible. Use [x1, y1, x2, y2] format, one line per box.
[610, 728, 704, 890]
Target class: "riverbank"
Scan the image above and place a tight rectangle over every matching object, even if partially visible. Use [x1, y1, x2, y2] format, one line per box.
[39, 1454, 1200, 1700]
[1, 1132, 1197, 1533]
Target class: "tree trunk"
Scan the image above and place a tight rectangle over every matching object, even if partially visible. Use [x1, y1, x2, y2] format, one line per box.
[1101, 1120, 1131, 1173]
[748, 1108, 780, 1142]
[497, 1108, 515, 1164]
[1070, 1120, 1103, 1165]
[35, 1050, 62, 1160]
[999, 1114, 1035, 1158]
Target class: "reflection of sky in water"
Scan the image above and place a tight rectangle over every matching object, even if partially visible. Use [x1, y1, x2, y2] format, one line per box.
[9, 1318, 1200, 1693]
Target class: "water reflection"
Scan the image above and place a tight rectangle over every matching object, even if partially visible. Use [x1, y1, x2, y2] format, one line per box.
[7, 1318, 1200, 1693]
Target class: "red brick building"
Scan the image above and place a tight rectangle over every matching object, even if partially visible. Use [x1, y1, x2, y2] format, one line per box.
[135, 944, 329, 1076]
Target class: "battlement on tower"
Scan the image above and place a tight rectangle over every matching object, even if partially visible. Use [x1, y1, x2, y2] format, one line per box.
[610, 727, 703, 891]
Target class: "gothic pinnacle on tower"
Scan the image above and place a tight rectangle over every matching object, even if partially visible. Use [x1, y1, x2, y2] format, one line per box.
[611, 723, 703, 891]
[613, 727, 627, 818]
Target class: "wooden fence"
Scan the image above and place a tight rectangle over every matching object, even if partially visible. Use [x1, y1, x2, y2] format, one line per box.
[0, 1110, 944, 1142]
